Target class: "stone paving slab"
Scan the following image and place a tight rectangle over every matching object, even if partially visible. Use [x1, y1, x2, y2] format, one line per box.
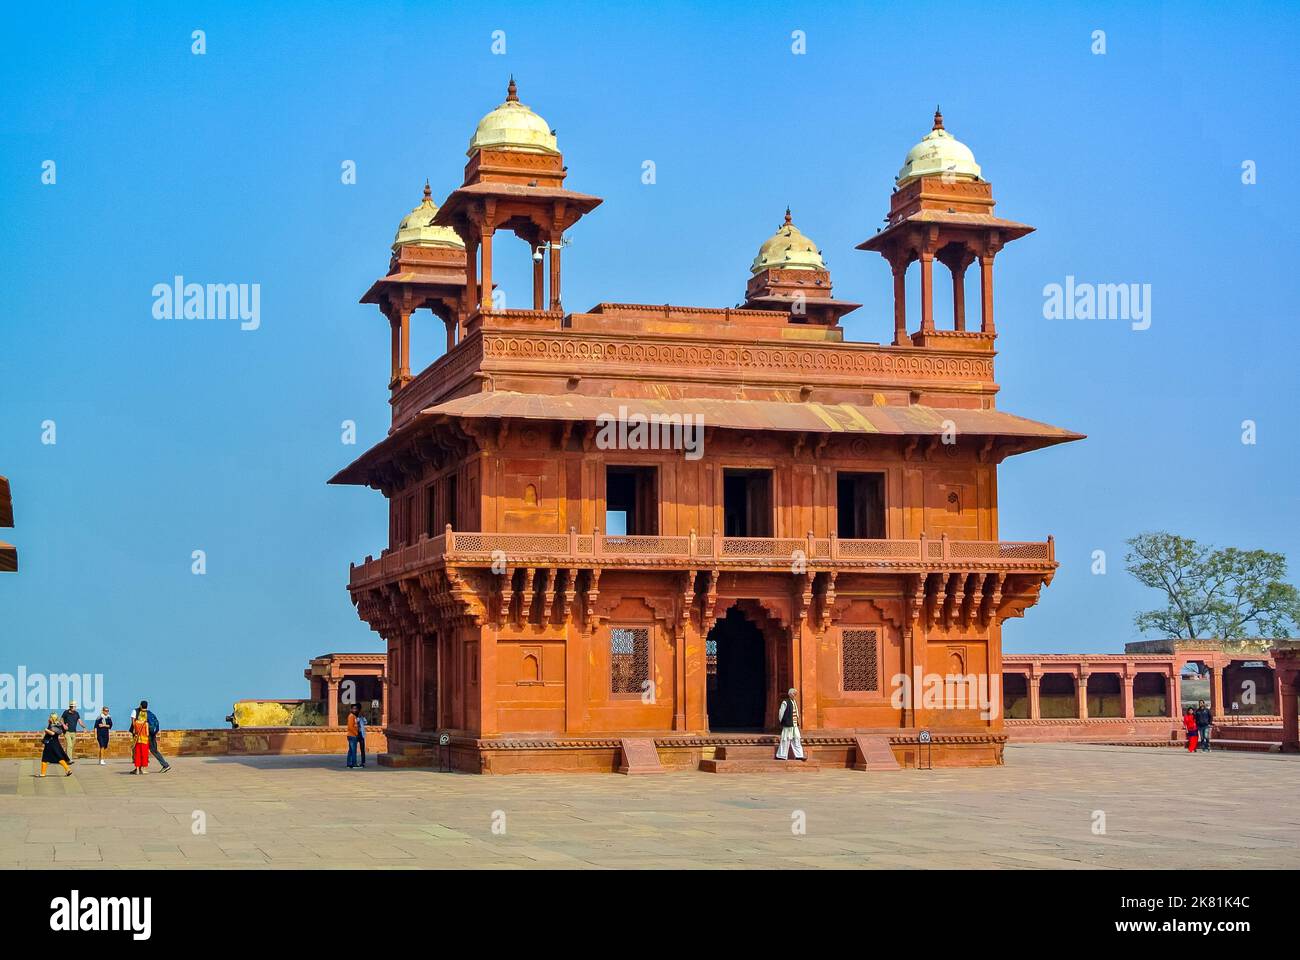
[0, 743, 1297, 869]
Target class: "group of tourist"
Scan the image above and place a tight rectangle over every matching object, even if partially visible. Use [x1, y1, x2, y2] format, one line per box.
[38, 699, 172, 776]
[1183, 700, 1214, 752]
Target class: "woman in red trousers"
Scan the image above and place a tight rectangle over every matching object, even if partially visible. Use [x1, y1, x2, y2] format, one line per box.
[1183, 707, 1199, 752]
[131, 708, 151, 773]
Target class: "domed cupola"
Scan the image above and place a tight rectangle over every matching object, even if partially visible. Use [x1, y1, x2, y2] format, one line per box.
[743, 208, 859, 327]
[467, 77, 559, 157]
[896, 108, 982, 185]
[750, 208, 827, 274]
[392, 182, 466, 253]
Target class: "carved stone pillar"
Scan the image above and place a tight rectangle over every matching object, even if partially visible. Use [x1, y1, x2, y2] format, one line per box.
[979, 253, 996, 334]
[548, 231, 563, 311]
[891, 258, 908, 345]
[326, 679, 339, 727]
[919, 251, 935, 332]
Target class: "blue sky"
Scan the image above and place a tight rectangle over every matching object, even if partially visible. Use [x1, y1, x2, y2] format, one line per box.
[1, 1, 1297, 728]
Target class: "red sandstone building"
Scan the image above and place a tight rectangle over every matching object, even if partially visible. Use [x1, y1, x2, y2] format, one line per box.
[0, 476, 15, 573]
[332, 84, 1085, 772]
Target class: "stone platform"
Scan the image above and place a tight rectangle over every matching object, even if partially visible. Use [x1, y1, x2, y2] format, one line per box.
[379, 729, 1005, 774]
[2, 743, 1298, 869]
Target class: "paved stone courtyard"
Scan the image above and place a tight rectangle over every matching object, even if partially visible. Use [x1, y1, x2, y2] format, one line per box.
[1, 743, 1297, 869]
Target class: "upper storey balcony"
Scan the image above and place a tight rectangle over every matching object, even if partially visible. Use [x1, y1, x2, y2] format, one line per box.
[349, 527, 1055, 592]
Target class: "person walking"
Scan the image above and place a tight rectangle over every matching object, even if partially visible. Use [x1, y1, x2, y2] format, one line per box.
[356, 709, 368, 768]
[39, 713, 73, 777]
[130, 707, 151, 774]
[94, 707, 113, 765]
[345, 705, 360, 768]
[60, 700, 86, 763]
[139, 700, 171, 772]
[1194, 699, 1213, 752]
[1183, 707, 1199, 753]
[775, 687, 807, 761]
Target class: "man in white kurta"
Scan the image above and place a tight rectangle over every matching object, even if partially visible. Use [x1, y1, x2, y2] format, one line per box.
[775, 688, 806, 760]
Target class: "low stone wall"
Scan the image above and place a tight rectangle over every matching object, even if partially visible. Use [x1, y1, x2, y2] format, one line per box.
[1003, 717, 1184, 743]
[1212, 723, 1281, 744]
[0, 726, 387, 760]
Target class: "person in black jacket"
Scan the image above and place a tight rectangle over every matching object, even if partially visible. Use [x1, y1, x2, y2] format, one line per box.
[1194, 700, 1213, 751]
[40, 714, 73, 776]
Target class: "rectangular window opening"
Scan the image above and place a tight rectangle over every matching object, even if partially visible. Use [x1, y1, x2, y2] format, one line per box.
[605, 466, 658, 536]
[837, 471, 885, 539]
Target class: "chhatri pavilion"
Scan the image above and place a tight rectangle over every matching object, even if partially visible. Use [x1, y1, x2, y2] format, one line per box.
[331, 81, 1083, 773]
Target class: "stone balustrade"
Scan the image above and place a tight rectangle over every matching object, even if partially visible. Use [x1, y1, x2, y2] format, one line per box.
[350, 530, 1055, 589]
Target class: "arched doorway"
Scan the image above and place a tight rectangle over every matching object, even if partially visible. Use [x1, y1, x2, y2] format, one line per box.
[706, 607, 767, 730]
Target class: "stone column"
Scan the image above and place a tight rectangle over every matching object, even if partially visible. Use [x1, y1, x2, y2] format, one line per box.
[891, 259, 908, 345]
[548, 231, 563, 311]
[326, 679, 339, 727]
[479, 230, 494, 311]
[389, 312, 401, 386]
[1028, 673, 1041, 720]
[380, 674, 389, 728]
[951, 262, 968, 331]
[798, 618, 818, 731]
[919, 252, 935, 332]
[1279, 667, 1299, 753]
[1076, 670, 1089, 720]
[1168, 672, 1181, 718]
[979, 253, 996, 334]
[1210, 661, 1225, 717]
[532, 243, 545, 310]
[1122, 673, 1135, 719]
[463, 236, 478, 327]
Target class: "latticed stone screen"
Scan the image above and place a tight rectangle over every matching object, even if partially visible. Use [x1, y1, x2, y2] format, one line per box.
[842, 629, 879, 692]
[611, 627, 650, 695]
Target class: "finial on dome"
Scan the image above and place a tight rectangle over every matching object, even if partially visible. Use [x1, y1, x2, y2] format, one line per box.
[784, 206, 792, 226]
[422, 180, 432, 201]
[506, 76, 518, 102]
[933, 106, 944, 131]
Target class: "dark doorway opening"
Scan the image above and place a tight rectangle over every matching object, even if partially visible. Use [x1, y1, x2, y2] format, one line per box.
[837, 471, 885, 539]
[606, 466, 658, 535]
[723, 469, 773, 537]
[706, 607, 767, 730]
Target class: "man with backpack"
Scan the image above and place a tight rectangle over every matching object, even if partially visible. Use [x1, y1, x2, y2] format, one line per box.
[139, 700, 171, 772]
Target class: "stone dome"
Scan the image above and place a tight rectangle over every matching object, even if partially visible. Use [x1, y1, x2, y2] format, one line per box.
[896, 108, 982, 185]
[467, 77, 559, 157]
[392, 183, 464, 252]
[750, 209, 826, 274]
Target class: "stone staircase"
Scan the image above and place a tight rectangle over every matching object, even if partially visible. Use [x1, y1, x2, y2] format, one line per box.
[698, 744, 820, 773]
[1209, 724, 1281, 753]
[377, 744, 436, 767]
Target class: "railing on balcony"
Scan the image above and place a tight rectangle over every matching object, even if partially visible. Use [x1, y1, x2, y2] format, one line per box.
[350, 529, 1055, 587]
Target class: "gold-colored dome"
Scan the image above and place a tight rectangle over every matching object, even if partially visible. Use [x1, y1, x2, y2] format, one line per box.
[467, 77, 559, 158]
[896, 108, 982, 185]
[750, 209, 826, 274]
[392, 183, 464, 252]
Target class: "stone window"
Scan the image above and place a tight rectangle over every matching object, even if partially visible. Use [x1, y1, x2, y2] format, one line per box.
[842, 629, 878, 692]
[610, 627, 650, 696]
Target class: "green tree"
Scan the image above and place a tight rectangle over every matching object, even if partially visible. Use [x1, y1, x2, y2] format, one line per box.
[1125, 532, 1300, 639]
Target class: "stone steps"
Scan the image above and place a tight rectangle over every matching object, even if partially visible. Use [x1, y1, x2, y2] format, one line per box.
[1209, 739, 1278, 753]
[699, 744, 820, 773]
[699, 757, 820, 773]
